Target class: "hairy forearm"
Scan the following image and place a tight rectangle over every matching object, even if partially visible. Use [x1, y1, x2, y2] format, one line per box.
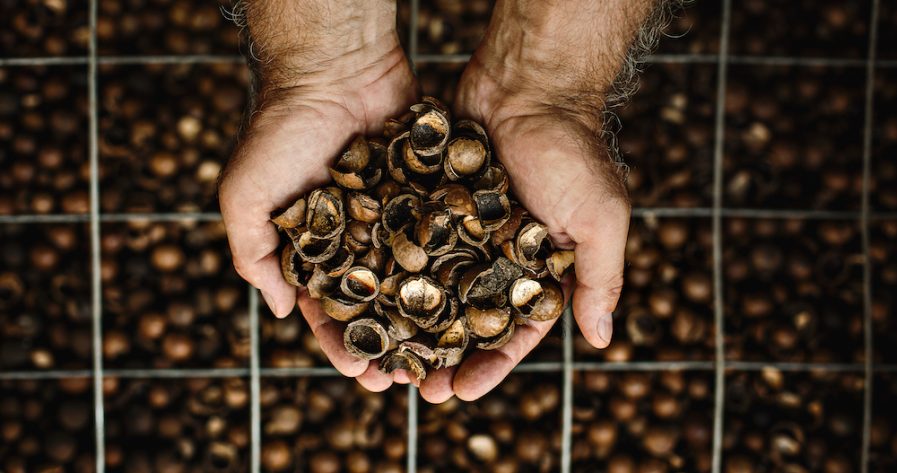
[239, 0, 399, 88]
[468, 0, 659, 123]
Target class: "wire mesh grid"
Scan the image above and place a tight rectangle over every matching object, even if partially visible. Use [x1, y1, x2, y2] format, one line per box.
[0, 0, 891, 471]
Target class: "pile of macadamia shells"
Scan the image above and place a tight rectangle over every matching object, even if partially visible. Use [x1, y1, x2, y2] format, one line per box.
[274, 97, 574, 381]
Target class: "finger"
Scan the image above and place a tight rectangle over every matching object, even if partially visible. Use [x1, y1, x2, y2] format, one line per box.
[356, 360, 394, 392]
[392, 370, 417, 386]
[453, 318, 557, 401]
[297, 291, 369, 377]
[220, 181, 296, 319]
[419, 366, 456, 404]
[567, 198, 629, 349]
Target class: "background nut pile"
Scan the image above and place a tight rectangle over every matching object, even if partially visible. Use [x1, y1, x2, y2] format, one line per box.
[274, 97, 572, 381]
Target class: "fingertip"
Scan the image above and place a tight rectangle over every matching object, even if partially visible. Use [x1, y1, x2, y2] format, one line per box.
[573, 286, 616, 349]
[392, 370, 415, 386]
[419, 367, 456, 404]
[356, 362, 394, 392]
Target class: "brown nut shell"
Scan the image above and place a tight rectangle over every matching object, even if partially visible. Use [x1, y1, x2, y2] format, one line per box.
[514, 221, 551, 273]
[271, 197, 306, 229]
[465, 306, 512, 339]
[305, 188, 345, 239]
[340, 266, 381, 302]
[347, 192, 382, 223]
[319, 246, 354, 278]
[396, 276, 446, 329]
[392, 231, 428, 273]
[409, 101, 450, 157]
[509, 277, 564, 321]
[382, 307, 418, 341]
[382, 194, 421, 234]
[280, 244, 311, 287]
[307, 266, 338, 299]
[294, 230, 340, 264]
[321, 295, 370, 322]
[546, 250, 575, 280]
[435, 317, 469, 367]
[344, 318, 390, 360]
[431, 184, 476, 216]
[415, 204, 456, 256]
[380, 350, 427, 381]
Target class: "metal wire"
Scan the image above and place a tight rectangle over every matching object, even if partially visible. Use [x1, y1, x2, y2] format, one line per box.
[710, 1, 733, 472]
[87, 0, 105, 469]
[860, 1, 881, 471]
[561, 309, 574, 473]
[249, 288, 261, 473]
[6, 208, 897, 226]
[406, 4, 420, 471]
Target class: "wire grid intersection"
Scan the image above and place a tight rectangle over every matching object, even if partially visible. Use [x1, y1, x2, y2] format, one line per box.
[0, 1, 888, 472]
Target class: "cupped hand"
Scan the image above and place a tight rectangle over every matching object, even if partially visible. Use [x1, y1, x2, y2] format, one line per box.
[417, 55, 631, 403]
[219, 32, 419, 387]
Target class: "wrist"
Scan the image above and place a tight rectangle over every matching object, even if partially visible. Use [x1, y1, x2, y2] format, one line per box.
[457, 0, 655, 131]
[243, 0, 401, 91]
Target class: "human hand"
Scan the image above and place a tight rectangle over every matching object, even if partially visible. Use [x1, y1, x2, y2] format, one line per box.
[219, 0, 420, 383]
[417, 0, 656, 402]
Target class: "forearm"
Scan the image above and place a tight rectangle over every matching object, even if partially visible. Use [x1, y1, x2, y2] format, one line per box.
[239, 0, 399, 89]
[468, 0, 658, 123]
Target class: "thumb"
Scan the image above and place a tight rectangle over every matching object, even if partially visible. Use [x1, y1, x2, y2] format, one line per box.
[568, 195, 629, 349]
[219, 159, 299, 319]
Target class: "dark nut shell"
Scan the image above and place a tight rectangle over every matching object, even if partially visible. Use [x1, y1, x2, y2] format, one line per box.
[280, 244, 312, 287]
[513, 221, 551, 274]
[473, 164, 510, 193]
[415, 204, 457, 256]
[397, 276, 447, 329]
[458, 215, 489, 246]
[473, 189, 511, 231]
[382, 194, 421, 234]
[458, 258, 524, 309]
[403, 139, 443, 175]
[340, 266, 381, 302]
[546, 250, 575, 280]
[387, 132, 411, 184]
[409, 100, 450, 157]
[355, 246, 387, 274]
[329, 166, 382, 191]
[321, 295, 370, 322]
[319, 246, 354, 278]
[423, 297, 460, 334]
[431, 251, 478, 288]
[307, 266, 338, 299]
[271, 197, 306, 229]
[345, 221, 372, 254]
[380, 350, 427, 381]
[382, 307, 418, 341]
[491, 207, 527, 246]
[294, 229, 340, 264]
[306, 188, 345, 239]
[344, 318, 390, 360]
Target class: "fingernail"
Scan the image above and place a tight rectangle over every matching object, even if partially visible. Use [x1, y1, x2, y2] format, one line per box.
[596, 313, 613, 345]
[260, 291, 280, 317]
